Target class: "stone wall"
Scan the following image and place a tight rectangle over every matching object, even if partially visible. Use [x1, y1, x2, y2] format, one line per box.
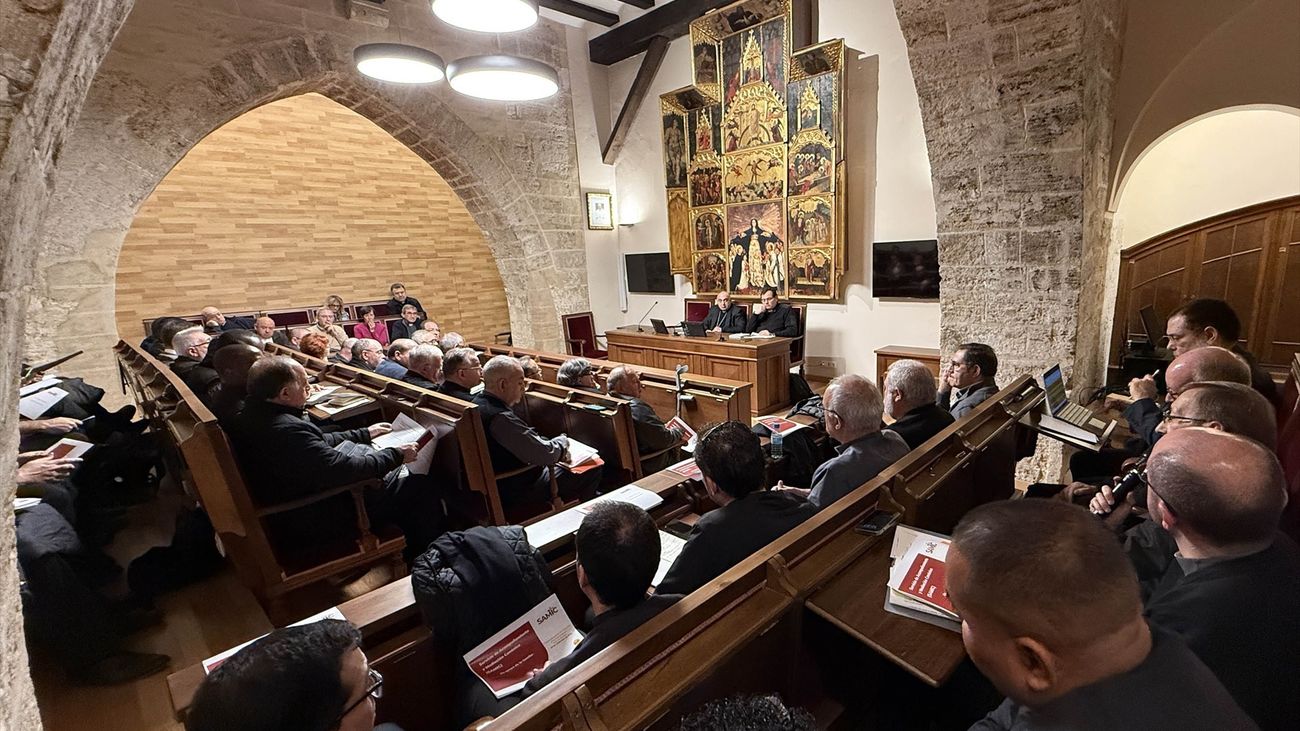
[893, 0, 1124, 478]
[27, 0, 588, 392]
[1, 0, 136, 726]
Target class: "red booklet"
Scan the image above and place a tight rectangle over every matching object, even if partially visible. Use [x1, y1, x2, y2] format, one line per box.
[895, 551, 955, 617]
[667, 457, 702, 480]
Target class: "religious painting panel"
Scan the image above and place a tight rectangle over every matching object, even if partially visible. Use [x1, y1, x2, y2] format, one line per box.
[788, 247, 834, 299]
[689, 153, 723, 208]
[693, 253, 729, 295]
[724, 144, 785, 204]
[726, 201, 787, 297]
[788, 195, 833, 248]
[693, 208, 725, 251]
[787, 131, 833, 196]
[721, 17, 787, 107]
[667, 189, 692, 273]
[689, 104, 722, 161]
[661, 109, 688, 189]
[787, 72, 835, 143]
[692, 0, 788, 40]
[790, 39, 844, 82]
[692, 41, 720, 87]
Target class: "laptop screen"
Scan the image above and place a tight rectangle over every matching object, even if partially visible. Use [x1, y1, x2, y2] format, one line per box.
[1042, 365, 1069, 415]
[1138, 305, 1162, 346]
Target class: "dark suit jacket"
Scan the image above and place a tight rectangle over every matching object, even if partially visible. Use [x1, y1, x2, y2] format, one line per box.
[521, 594, 681, 697]
[886, 402, 955, 449]
[625, 397, 681, 473]
[1144, 534, 1300, 729]
[387, 296, 425, 318]
[220, 316, 255, 331]
[389, 319, 423, 342]
[1123, 397, 1163, 449]
[702, 305, 748, 333]
[230, 400, 402, 504]
[171, 356, 220, 404]
[402, 372, 439, 391]
[936, 379, 998, 419]
[656, 490, 816, 595]
[745, 303, 800, 337]
[271, 330, 293, 348]
[438, 380, 475, 402]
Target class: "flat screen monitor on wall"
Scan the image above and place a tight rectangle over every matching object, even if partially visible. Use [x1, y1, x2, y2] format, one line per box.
[625, 253, 675, 295]
[873, 239, 941, 299]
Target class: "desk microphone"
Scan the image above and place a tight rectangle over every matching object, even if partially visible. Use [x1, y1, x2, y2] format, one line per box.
[635, 301, 660, 332]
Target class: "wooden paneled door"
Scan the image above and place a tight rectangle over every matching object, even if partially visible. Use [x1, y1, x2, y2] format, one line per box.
[1112, 195, 1300, 372]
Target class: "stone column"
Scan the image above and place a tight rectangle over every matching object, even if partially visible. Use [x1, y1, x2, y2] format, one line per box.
[1, 0, 136, 725]
[893, 0, 1124, 478]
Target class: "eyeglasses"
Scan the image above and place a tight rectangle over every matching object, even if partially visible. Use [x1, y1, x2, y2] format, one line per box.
[335, 668, 383, 724]
[1159, 403, 1212, 426]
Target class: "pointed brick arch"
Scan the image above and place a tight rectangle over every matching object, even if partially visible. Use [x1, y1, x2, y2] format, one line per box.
[30, 22, 586, 389]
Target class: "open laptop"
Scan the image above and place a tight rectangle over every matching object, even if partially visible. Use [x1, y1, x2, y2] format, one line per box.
[650, 318, 671, 335]
[1041, 365, 1095, 428]
[1138, 305, 1164, 348]
[682, 320, 707, 337]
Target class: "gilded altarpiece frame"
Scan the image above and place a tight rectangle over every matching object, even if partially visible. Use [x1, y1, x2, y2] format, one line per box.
[659, 0, 845, 301]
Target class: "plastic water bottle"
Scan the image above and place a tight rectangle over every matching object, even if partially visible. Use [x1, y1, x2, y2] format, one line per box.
[771, 430, 784, 460]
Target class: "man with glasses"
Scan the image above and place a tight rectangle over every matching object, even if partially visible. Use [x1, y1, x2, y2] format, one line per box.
[557, 357, 601, 393]
[1133, 428, 1300, 729]
[353, 338, 405, 379]
[439, 347, 483, 401]
[171, 327, 220, 399]
[185, 618, 402, 731]
[936, 342, 999, 418]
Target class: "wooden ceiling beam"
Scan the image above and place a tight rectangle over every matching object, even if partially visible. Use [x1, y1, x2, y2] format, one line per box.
[602, 35, 670, 164]
[539, 0, 620, 27]
[588, 0, 734, 65]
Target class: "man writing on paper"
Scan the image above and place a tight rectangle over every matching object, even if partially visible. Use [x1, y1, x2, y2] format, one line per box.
[606, 366, 684, 474]
[230, 356, 441, 560]
[702, 291, 748, 334]
[517, 502, 681, 697]
[950, 499, 1255, 730]
[473, 356, 602, 513]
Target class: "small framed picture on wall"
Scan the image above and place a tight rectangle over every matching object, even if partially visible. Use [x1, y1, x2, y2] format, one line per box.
[586, 191, 614, 230]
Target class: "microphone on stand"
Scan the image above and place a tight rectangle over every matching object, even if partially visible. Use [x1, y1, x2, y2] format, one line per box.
[635, 301, 660, 332]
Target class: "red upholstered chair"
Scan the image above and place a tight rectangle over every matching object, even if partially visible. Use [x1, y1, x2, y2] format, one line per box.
[684, 298, 712, 323]
[562, 312, 607, 359]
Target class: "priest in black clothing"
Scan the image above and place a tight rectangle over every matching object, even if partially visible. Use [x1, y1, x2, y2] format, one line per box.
[882, 358, 954, 449]
[388, 304, 424, 342]
[386, 282, 425, 319]
[951, 499, 1255, 730]
[701, 291, 748, 334]
[1131, 428, 1300, 730]
[439, 347, 482, 401]
[745, 286, 800, 337]
[230, 355, 441, 559]
[656, 421, 815, 595]
[401, 344, 443, 391]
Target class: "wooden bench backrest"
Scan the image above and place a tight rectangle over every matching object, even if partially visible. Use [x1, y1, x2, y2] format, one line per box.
[520, 380, 641, 484]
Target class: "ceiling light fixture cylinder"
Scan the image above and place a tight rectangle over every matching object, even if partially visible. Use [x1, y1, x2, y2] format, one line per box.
[354, 43, 446, 84]
[446, 54, 559, 102]
[432, 0, 539, 34]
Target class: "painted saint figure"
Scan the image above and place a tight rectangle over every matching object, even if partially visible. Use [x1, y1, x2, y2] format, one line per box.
[729, 217, 785, 293]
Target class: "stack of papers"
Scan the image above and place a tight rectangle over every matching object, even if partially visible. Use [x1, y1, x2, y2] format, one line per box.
[465, 594, 583, 698]
[653, 530, 687, 587]
[756, 416, 807, 437]
[525, 485, 664, 548]
[305, 385, 341, 405]
[371, 413, 438, 474]
[315, 393, 372, 416]
[884, 525, 960, 632]
[19, 386, 69, 419]
[560, 437, 602, 473]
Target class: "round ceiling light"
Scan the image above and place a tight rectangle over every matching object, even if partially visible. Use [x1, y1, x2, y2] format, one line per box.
[432, 0, 539, 33]
[447, 55, 559, 102]
[354, 43, 446, 84]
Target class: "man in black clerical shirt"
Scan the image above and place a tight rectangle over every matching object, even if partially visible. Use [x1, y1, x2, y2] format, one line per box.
[702, 291, 747, 334]
[745, 286, 800, 337]
[401, 345, 442, 391]
[473, 355, 601, 510]
[606, 366, 684, 473]
[388, 304, 423, 342]
[518, 502, 680, 697]
[952, 499, 1255, 731]
[883, 359, 954, 449]
[386, 282, 424, 320]
[439, 347, 482, 401]
[1163, 298, 1281, 410]
[656, 422, 815, 595]
[1133, 428, 1300, 730]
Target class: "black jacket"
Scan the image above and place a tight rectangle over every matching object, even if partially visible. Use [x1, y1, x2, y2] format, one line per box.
[438, 380, 475, 402]
[1123, 397, 1163, 450]
[271, 330, 293, 348]
[702, 304, 748, 333]
[219, 316, 255, 331]
[387, 296, 425, 318]
[171, 356, 220, 403]
[746, 303, 799, 337]
[229, 400, 402, 504]
[389, 318, 423, 342]
[656, 490, 816, 595]
[1144, 533, 1300, 730]
[402, 372, 439, 391]
[885, 402, 955, 449]
[624, 397, 680, 473]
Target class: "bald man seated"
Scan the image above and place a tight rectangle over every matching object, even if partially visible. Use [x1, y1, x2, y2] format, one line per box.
[951, 499, 1255, 730]
[1132, 428, 1300, 729]
[252, 315, 291, 348]
[209, 343, 262, 426]
[606, 366, 683, 473]
[777, 374, 908, 510]
[200, 306, 254, 332]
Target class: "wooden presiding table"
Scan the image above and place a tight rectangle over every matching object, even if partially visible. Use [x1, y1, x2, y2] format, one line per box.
[605, 326, 791, 415]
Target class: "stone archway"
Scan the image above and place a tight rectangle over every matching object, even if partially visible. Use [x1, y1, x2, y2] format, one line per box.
[28, 15, 588, 389]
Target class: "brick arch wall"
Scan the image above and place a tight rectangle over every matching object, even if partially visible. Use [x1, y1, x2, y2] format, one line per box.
[891, 0, 1125, 478]
[27, 3, 589, 391]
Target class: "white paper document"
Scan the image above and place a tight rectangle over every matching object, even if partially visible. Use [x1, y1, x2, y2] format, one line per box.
[19, 387, 69, 420]
[560, 437, 600, 468]
[14, 498, 42, 512]
[202, 607, 346, 674]
[47, 438, 93, 461]
[19, 377, 61, 397]
[525, 485, 665, 549]
[653, 530, 687, 587]
[464, 594, 583, 699]
[371, 413, 438, 474]
[305, 385, 341, 405]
